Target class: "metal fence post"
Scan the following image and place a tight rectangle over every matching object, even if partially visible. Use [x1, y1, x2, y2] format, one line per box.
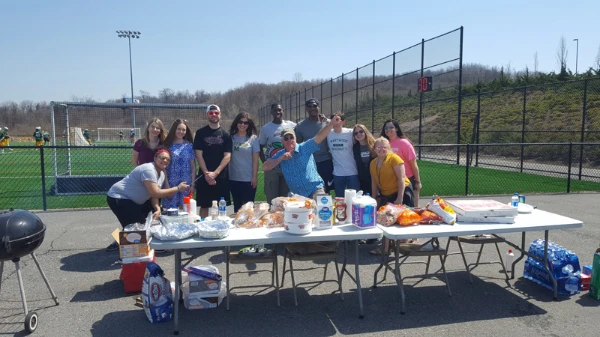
[392, 51, 396, 120]
[40, 146, 47, 211]
[520, 87, 526, 173]
[355, 68, 359, 125]
[456, 26, 464, 165]
[579, 78, 588, 180]
[372, 60, 375, 131]
[465, 144, 470, 196]
[341, 73, 344, 115]
[567, 142, 573, 193]
[330, 78, 333, 117]
[475, 89, 481, 166]
[418, 39, 425, 160]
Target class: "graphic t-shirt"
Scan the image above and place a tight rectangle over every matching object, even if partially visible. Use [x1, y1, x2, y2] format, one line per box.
[193, 126, 232, 180]
[327, 128, 358, 176]
[360, 144, 371, 166]
[229, 134, 260, 182]
[258, 120, 296, 170]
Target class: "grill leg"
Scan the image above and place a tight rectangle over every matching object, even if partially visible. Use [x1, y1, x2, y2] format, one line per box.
[0, 261, 4, 295]
[30, 253, 59, 305]
[14, 259, 29, 316]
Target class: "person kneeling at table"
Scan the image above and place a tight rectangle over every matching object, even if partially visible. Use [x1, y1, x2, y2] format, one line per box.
[105, 147, 190, 251]
[262, 114, 341, 198]
[370, 137, 414, 255]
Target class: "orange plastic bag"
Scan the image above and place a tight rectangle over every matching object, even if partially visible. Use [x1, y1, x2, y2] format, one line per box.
[397, 209, 421, 226]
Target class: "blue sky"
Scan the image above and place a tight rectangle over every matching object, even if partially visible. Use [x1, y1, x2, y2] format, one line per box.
[1, 0, 598, 103]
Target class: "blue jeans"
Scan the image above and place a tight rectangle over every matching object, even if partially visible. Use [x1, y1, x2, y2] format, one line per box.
[333, 175, 360, 198]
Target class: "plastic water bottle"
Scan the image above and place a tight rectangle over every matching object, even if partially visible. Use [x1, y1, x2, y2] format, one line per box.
[505, 249, 515, 273]
[511, 192, 519, 207]
[218, 197, 227, 219]
[210, 200, 218, 220]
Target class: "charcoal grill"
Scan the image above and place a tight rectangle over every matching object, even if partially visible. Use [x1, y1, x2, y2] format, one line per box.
[0, 209, 59, 334]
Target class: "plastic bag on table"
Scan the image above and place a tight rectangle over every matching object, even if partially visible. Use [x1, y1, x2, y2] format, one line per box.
[260, 211, 284, 228]
[253, 202, 270, 219]
[425, 196, 456, 225]
[124, 222, 146, 231]
[376, 203, 406, 226]
[150, 222, 197, 240]
[234, 202, 255, 228]
[197, 220, 230, 239]
[397, 209, 421, 226]
[414, 209, 444, 225]
[270, 194, 315, 212]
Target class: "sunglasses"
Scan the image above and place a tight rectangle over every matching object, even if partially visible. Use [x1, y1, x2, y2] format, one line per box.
[157, 156, 171, 162]
[306, 104, 318, 108]
[375, 146, 387, 150]
[384, 126, 396, 130]
[283, 135, 295, 141]
[237, 121, 250, 125]
[353, 130, 364, 136]
[208, 111, 221, 116]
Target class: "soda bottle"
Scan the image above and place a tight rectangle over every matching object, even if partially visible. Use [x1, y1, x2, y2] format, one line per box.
[218, 197, 227, 219]
[511, 192, 519, 207]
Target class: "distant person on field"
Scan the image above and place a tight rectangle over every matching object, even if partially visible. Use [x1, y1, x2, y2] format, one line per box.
[263, 114, 340, 198]
[258, 102, 296, 204]
[162, 119, 196, 210]
[33, 127, 43, 148]
[194, 104, 232, 219]
[83, 129, 92, 145]
[229, 111, 260, 212]
[119, 130, 124, 142]
[133, 118, 167, 167]
[129, 129, 136, 145]
[294, 98, 334, 194]
[0, 127, 6, 153]
[43, 131, 51, 145]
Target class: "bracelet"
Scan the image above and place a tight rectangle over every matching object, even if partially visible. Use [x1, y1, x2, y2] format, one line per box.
[177, 186, 180, 192]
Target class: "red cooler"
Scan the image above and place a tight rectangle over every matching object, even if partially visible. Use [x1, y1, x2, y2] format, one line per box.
[120, 250, 155, 293]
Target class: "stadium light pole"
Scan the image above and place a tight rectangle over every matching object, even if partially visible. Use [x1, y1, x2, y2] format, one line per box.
[572, 38, 579, 76]
[116, 30, 141, 129]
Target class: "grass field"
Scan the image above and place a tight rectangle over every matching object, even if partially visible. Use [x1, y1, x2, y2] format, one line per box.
[1, 144, 599, 211]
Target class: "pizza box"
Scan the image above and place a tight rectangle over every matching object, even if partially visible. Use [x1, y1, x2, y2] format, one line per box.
[457, 215, 515, 224]
[446, 199, 518, 217]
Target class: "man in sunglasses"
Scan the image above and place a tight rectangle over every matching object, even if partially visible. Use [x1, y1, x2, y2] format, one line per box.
[294, 98, 334, 194]
[258, 102, 296, 204]
[194, 104, 232, 218]
[263, 114, 341, 199]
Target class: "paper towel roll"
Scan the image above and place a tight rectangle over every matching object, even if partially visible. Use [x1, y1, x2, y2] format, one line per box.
[344, 189, 356, 224]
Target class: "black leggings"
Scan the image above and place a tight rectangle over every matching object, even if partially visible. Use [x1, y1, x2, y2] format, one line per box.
[107, 196, 153, 229]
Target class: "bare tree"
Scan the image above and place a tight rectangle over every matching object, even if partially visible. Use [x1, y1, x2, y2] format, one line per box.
[595, 45, 600, 72]
[292, 72, 303, 82]
[533, 52, 539, 74]
[556, 36, 569, 73]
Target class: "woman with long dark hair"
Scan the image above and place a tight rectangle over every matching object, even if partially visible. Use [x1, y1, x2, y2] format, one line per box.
[380, 119, 421, 207]
[352, 124, 376, 194]
[228, 111, 260, 212]
[162, 119, 196, 209]
[132, 118, 167, 167]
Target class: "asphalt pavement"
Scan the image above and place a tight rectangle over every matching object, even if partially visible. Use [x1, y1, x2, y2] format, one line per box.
[1, 193, 599, 337]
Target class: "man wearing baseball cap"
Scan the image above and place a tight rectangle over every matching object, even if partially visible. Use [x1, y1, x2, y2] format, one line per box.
[294, 98, 334, 194]
[263, 114, 341, 198]
[194, 104, 232, 218]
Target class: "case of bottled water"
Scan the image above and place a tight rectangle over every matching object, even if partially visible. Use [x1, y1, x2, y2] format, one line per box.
[523, 239, 581, 295]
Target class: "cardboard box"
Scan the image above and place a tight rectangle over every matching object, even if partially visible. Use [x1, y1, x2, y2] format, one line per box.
[446, 199, 519, 217]
[457, 215, 515, 224]
[581, 273, 591, 291]
[111, 228, 150, 259]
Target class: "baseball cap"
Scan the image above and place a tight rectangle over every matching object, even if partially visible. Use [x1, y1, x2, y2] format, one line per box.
[36, 126, 41, 129]
[305, 98, 320, 106]
[206, 104, 220, 113]
[281, 128, 295, 138]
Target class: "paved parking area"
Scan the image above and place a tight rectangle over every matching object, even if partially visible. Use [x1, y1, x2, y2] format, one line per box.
[1, 193, 599, 336]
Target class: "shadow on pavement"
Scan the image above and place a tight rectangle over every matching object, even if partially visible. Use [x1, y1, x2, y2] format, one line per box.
[60, 249, 120, 273]
[71, 280, 125, 302]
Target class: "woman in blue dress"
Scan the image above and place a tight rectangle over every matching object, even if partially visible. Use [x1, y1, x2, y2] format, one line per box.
[162, 119, 196, 209]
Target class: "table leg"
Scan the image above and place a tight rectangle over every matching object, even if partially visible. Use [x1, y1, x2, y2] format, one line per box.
[174, 249, 181, 335]
[511, 232, 527, 279]
[393, 240, 406, 314]
[372, 244, 386, 288]
[354, 240, 364, 319]
[542, 230, 558, 300]
[226, 246, 230, 311]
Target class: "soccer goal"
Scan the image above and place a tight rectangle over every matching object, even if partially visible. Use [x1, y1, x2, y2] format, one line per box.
[96, 127, 141, 142]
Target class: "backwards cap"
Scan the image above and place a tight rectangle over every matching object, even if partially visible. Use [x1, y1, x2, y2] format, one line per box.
[206, 104, 220, 113]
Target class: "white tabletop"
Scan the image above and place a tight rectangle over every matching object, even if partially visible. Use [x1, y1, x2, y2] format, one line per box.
[150, 224, 383, 250]
[378, 209, 583, 240]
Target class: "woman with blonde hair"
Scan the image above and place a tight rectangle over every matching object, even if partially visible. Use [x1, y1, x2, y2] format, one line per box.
[132, 118, 167, 167]
[162, 119, 196, 209]
[352, 124, 376, 195]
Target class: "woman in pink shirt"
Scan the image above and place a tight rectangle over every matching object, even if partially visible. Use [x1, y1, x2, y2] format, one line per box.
[380, 119, 421, 207]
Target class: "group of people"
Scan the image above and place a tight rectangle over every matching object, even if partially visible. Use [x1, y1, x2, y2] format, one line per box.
[32, 127, 51, 147]
[0, 126, 10, 153]
[105, 100, 422, 255]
